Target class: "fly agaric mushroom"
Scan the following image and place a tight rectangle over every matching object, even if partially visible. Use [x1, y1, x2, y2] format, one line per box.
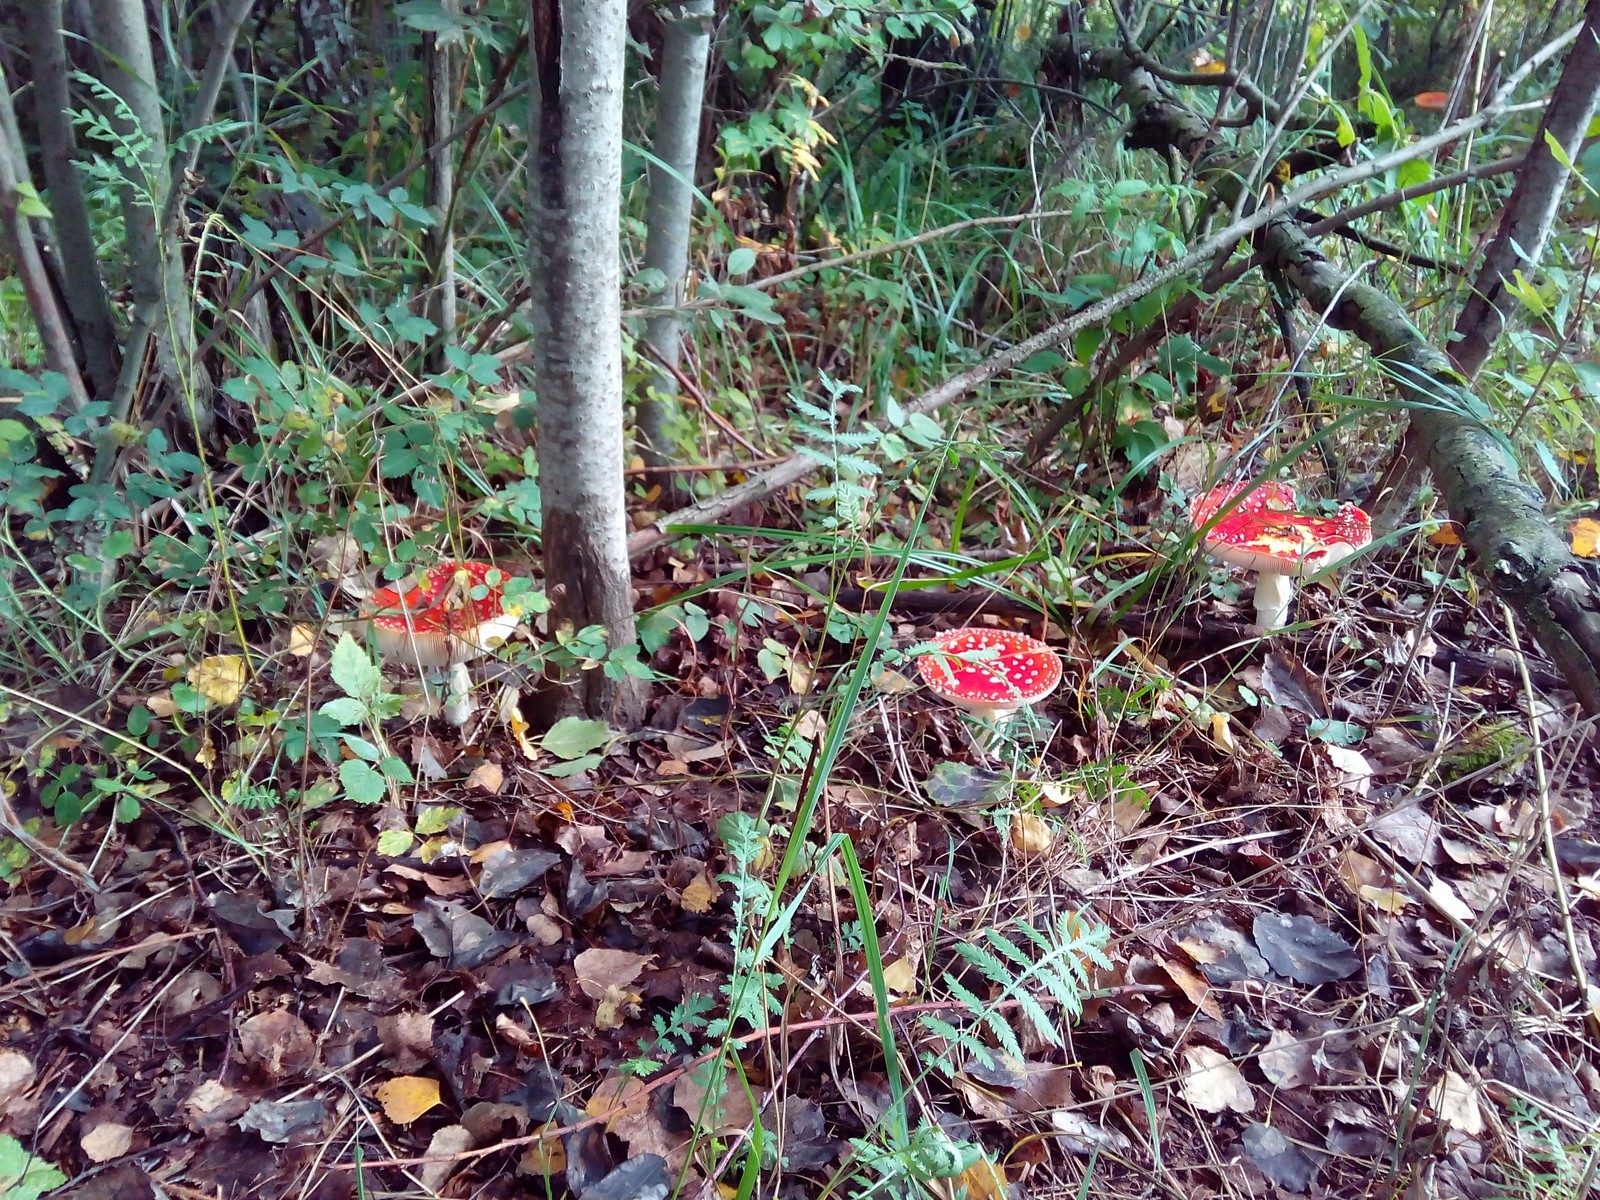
[916, 627, 1063, 721]
[363, 560, 518, 669]
[1191, 482, 1372, 631]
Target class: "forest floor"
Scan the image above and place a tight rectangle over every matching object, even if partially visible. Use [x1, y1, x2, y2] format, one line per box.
[3, 464, 1600, 1200]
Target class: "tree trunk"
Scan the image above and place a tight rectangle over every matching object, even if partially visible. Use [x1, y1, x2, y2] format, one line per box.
[637, 0, 714, 471]
[1367, 0, 1600, 532]
[88, 0, 214, 439]
[528, 0, 645, 727]
[17, 0, 121, 403]
[424, 0, 460, 372]
[0, 65, 92, 415]
[1082, 48, 1600, 713]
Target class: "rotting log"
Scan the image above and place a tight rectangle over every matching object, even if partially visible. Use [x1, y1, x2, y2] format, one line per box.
[1081, 48, 1600, 714]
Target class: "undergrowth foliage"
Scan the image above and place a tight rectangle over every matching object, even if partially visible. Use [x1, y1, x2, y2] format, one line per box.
[919, 912, 1113, 1077]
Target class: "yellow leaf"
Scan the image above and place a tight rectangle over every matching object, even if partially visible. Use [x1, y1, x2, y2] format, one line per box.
[1194, 59, 1229, 74]
[376, 1075, 442, 1124]
[1210, 711, 1237, 753]
[1358, 884, 1411, 914]
[955, 1156, 1008, 1200]
[288, 624, 318, 657]
[680, 872, 718, 914]
[187, 655, 247, 707]
[1571, 517, 1600, 558]
[881, 955, 918, 998]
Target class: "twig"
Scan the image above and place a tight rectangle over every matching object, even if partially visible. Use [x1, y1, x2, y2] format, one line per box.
[1503, 601, 1598, 1033]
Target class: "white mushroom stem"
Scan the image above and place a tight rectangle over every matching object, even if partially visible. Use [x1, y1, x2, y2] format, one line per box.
[1252, 570, 1295, 631]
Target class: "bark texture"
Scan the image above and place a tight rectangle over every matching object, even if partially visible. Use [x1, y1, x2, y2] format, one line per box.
[528, 0, 645, 726]
[89, 0, 214, 436]
[1083, 48, 1600, 713]
[637, 0, 714, 469]
[0, 66, 91, 414]
[424, 0, 460, 370]
[18, 0, 120, 402]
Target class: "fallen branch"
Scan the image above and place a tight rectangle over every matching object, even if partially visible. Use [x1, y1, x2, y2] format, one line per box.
[629, 62, 1558, 561]
[1082, 47, 1600, 712]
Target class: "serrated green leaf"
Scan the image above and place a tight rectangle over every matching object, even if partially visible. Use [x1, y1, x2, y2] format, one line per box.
[376, 828, 415, 856]
[330, 634, 382, 701]
[102, 529, 135, 559]
[318, 696, 368, 726]
[339, 759, 386, 804]
[414, 805, 462, 836]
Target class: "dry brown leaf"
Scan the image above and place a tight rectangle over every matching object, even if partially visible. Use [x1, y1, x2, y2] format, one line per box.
[673, 1066, 756, 1135]
[518, 1120, 567, 1176]
[467, 761, 505, 793]
[1430, 1070, 1484, 1134]
[287, 624, 318, 657]
[419, 1125, 474, 1192]
[80, 1120, 133, 1163]
[1358, 884, 1411, 914]
[955, 1156, 1008, 1200]
[1159, 956, 1221, 1019]
[237, 1010, 317, 1077]
[574, 948, 655, 998]
[1570, 517, 1600, 558]
[1010, 812, 1054, 857]
[376, 1075, 442, 1124]
[1258, 1030, 1317, 1089]
[1178, 1045, 1254, 1113]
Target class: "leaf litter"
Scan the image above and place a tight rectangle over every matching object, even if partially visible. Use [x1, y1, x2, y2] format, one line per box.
[2, 472, 1599, 1200]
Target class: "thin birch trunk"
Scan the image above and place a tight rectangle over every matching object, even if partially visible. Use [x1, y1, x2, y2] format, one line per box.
[0, 67, 92, 415]
[528, 0, 646, 727]
[637, 0, 714, 470]
[18, 0, 121, 403]
[424, 0, 460, 371]
[89, 0, 214, 440]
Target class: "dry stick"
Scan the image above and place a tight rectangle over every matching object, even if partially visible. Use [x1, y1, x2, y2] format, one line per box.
[629, 100, 1533, 561]
[1503, 601, 1599, 1033]
[349, 985, 1166, 1172]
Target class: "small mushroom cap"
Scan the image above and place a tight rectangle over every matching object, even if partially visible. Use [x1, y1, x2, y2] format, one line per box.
[915, 627, 1063, 715]
[364, 561, 513, 668]
[1192, 483, 1372, 576]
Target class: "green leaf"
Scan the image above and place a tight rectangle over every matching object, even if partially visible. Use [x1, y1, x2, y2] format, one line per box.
[726, 246, 757, 276]
[0, 1134, 67, 1200]
[414, 805, 462, 836]
[330, 634, 383, 701]
[13, 182, 52, 220]
[339, 759, 387, 804]
[541, 753, 602, 777]
[376, 828, 416, 856]
[102, 528, 135, 559]
[318, 696, 369, 727]
[539, 716, 612, 760]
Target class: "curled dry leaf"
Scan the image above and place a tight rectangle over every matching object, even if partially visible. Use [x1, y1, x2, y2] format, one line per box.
[1430, 1070, 1484, 1135]
[420, 1125, 475, 1193]
[1178, 1045, 1255, 1114]
[1010, 811, 1054, 857]
[376, 1075, 443, 1124]
[467, 761, 505, 794]
[237, 1010, 317, 1077]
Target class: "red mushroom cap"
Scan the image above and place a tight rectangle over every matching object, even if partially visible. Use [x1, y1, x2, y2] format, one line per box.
[364, 560, 512, 668]
[1191, 483, 1372, 575]
[916, 627, 1063, 719]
